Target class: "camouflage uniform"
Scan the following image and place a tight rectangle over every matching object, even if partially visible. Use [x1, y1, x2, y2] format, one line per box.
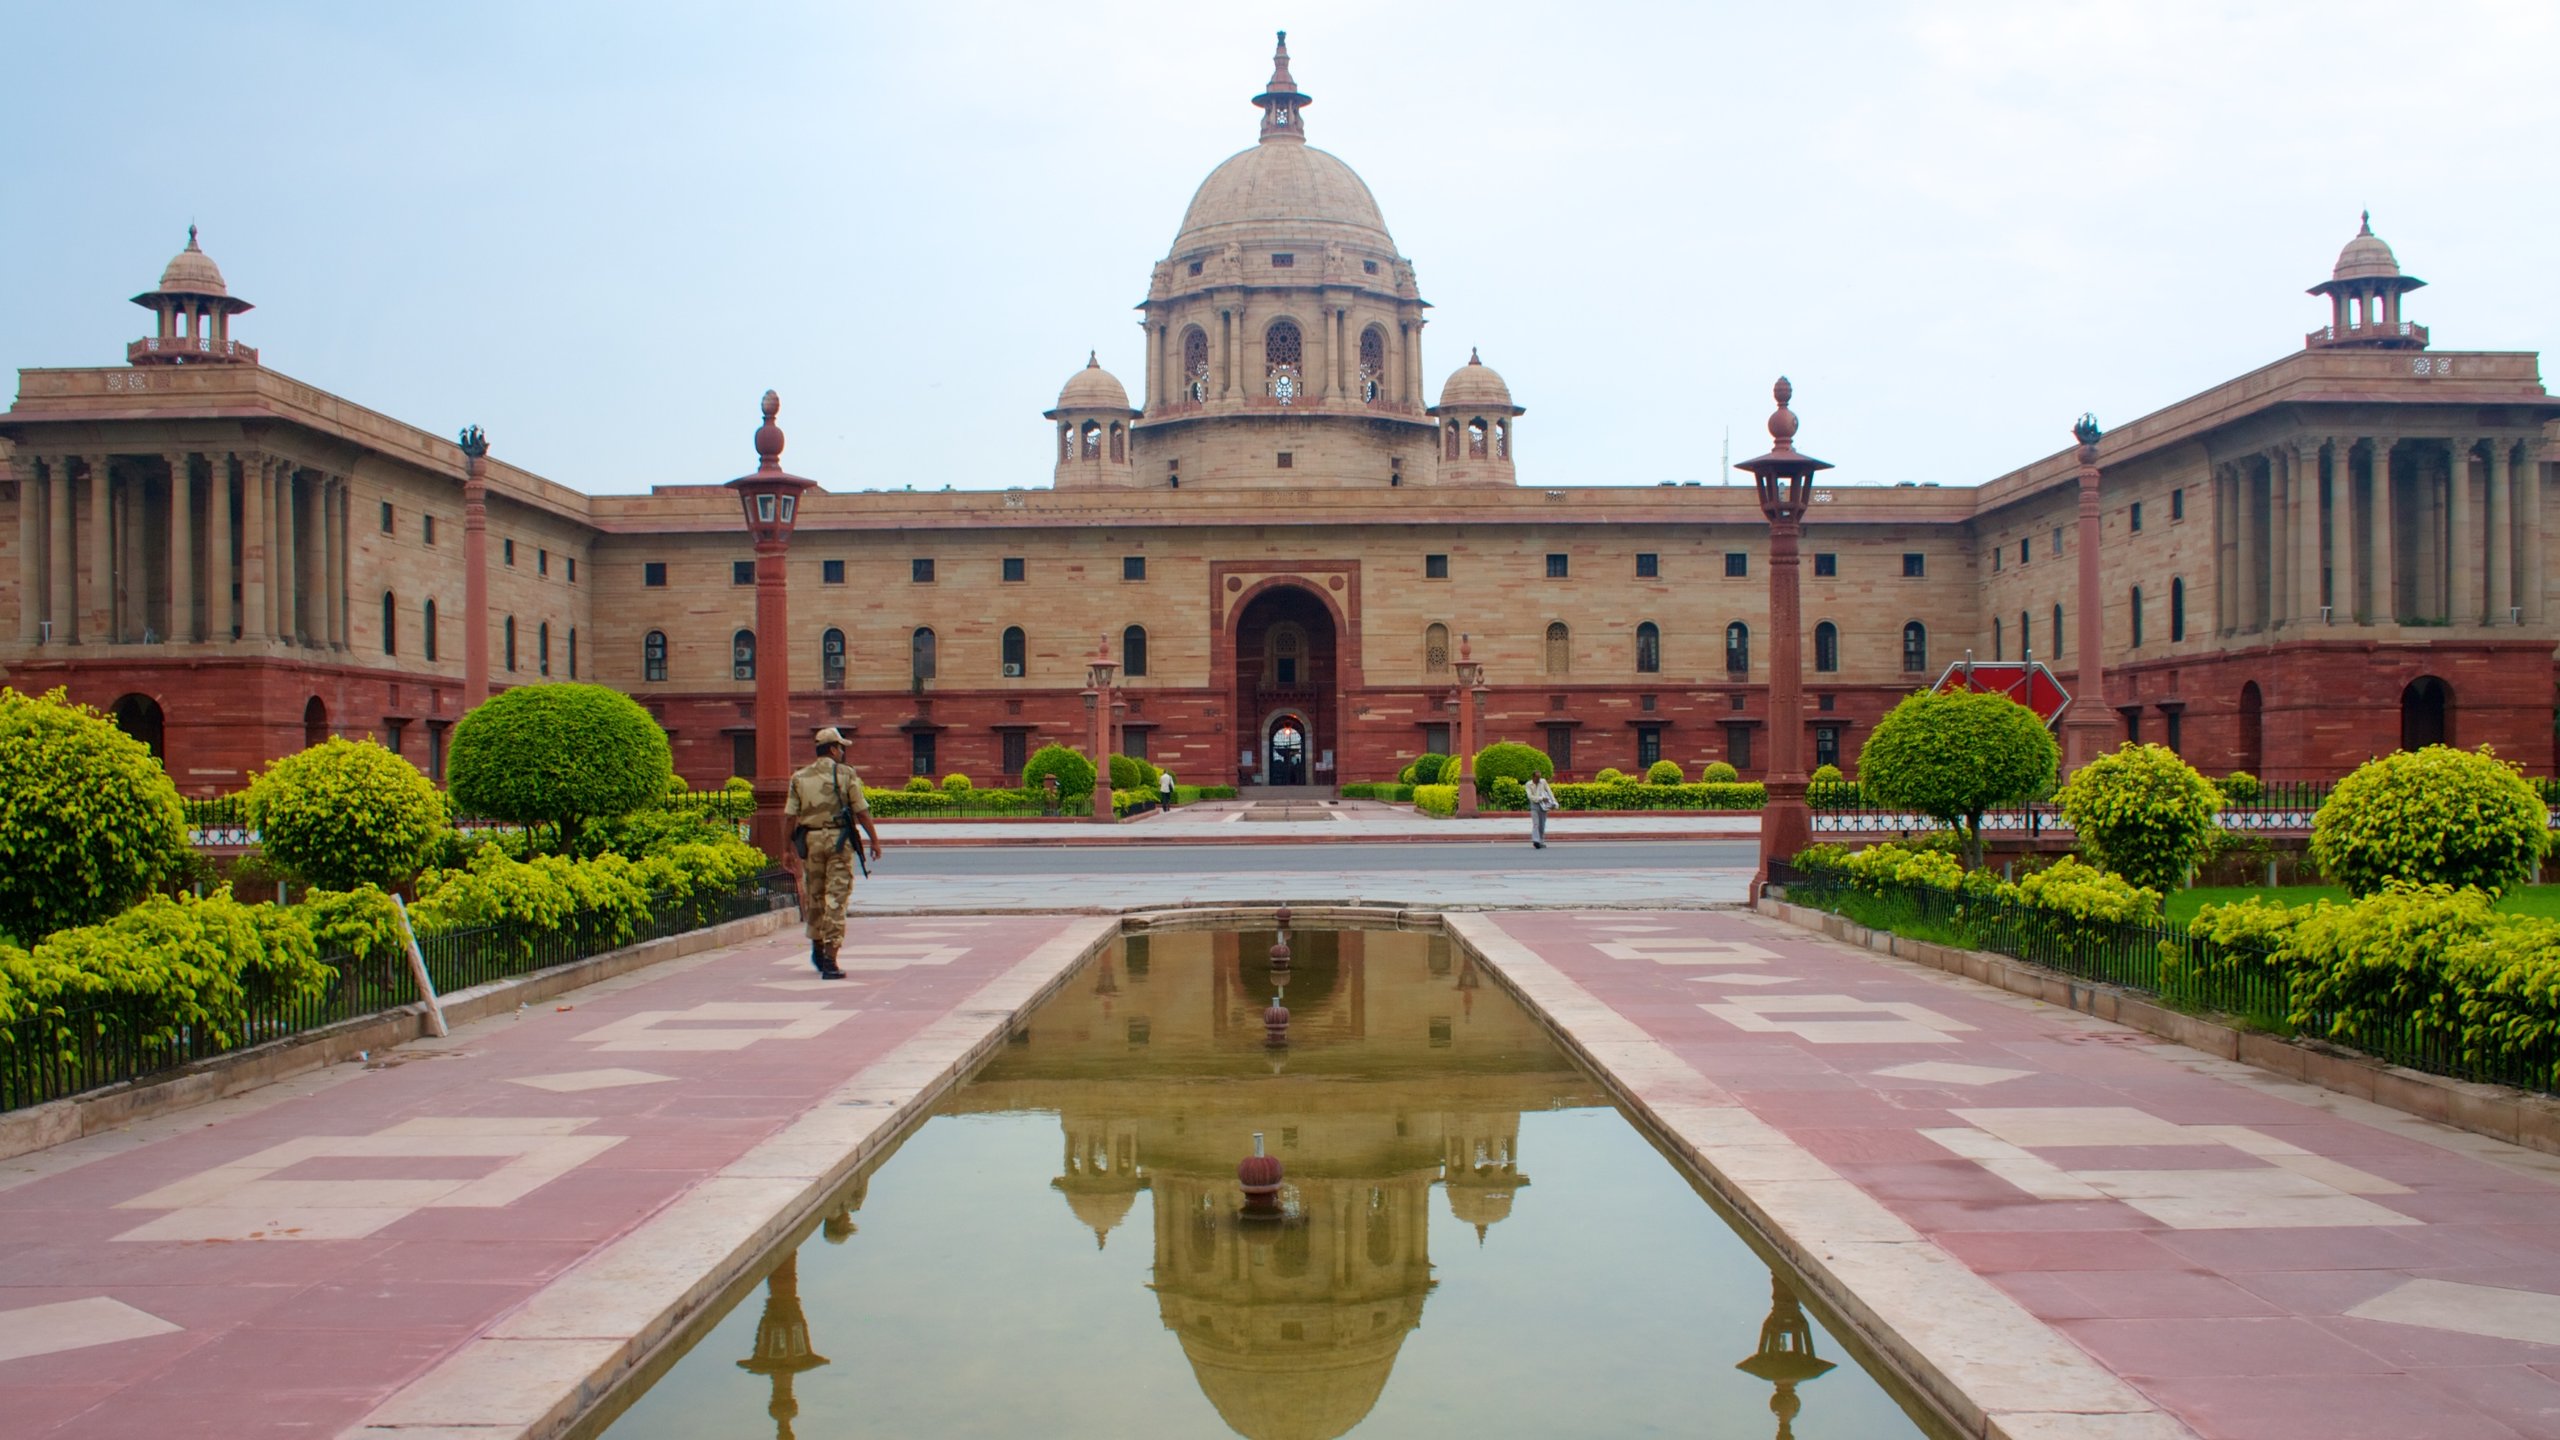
[785, 750, 870, 965]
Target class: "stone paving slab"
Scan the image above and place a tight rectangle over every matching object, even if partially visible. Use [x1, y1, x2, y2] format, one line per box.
[0, 913, 1110, 1440]
[880, 798, 1757, 845]
[1462, 908, 2560, 1440]
[851, 860, 1753, 913]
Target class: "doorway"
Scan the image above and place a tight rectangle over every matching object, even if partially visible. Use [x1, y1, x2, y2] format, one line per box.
[1267, 716, 1309, 785]
[110, 694, 166, 761]
[2400, 676, 2450, 750]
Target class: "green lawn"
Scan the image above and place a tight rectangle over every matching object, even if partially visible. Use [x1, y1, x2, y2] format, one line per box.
[2168, 883, 2560, 925]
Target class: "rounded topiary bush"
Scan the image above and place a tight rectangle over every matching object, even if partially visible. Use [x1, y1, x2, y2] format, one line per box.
[1022, 743, 1097, 804]
[1400, 752, 1450, 787]
[1701, 761, 1740, 784]
[0, 687, 190, 942]
[1435, 755, 1463, 785]
[1859, 689, 2058, 866]
[2310, 745, 2550, 897]
[2219, 770, 2264, 804]
[1490, 775, 1529, 809]
[1645, 759, 1683, 785]
[1108, 754, 1162, 791]
[2054, 742, 2223, 893]
[247, 737, 448, 890]
[1594, 766, 1629, 785]
[1471, 742, 1554, 799]
[904, 774, 937, 793]
[449, 683, 674, 843]
[941, 773, 972, 794]
[1810, 763, 1844, 785]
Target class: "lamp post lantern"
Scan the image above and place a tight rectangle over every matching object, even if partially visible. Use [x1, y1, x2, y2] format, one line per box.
[457, 426, 491, 709]
[725, 391, 818, 860]
[1451, 635, 1486, 817]
[1735, 378, 1832, 896]
[2061, 413, 2115, 773]
[1086, 637, 1120, 821]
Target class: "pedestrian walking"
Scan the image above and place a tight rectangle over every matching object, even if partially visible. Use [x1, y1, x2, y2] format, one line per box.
[785, 726, 883, 978]
[1525, 774, 1556, 849]
[1158, 768, 1176, 811]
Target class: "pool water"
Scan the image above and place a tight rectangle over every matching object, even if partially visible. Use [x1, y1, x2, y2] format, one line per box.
[594, 926, 1939, 1439]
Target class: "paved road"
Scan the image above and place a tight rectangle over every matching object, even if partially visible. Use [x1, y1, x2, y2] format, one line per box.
[868, 839, 1756, 875]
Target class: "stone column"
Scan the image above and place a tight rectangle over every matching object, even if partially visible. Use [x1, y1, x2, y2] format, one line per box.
[2212, 463, 2234, 633]
[241, 458, 271, 642]
[165, 452, 194, 643]
[2293, 439, 2322, 623]
[83, 456, 113, 644]
[1311, 304, 1333, 402]
[2486, 441, 2511, 623]
[2328, 437, 2357, 622]
[48, 461, 74, 644]
[2268, 448, 2291, 627]
[2233, 458, 2259, 630]
[2367, 438, 2396, 623]
[323, 478, 344, 649]
[12, 456, 39, 644]
[1214, 306, 1232, 399]
[2523, 443, 2547, 624]
[462, 446, 491, 707]
[2062, 425, 2113, 772]
[2449, 437, 2478, 625]
[208, 455, 234, 641]
[279, 465, 302, 644]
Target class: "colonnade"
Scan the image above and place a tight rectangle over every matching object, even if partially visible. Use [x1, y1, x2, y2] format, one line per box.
[1150, 302, 1425, 412]
[2212, 434, 2546, 633]
[11, 449, 353, 649]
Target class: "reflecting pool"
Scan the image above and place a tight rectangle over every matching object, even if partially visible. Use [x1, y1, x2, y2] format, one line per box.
[594, 926, 1940, 1439]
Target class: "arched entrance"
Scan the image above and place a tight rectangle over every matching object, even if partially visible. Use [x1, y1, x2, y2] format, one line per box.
[302, 696, 329, 749]
[1231, 583, 1339, 789]
[2400, 676, 2450, 750]
[2236, 682, 2263, 775]
[109, 694, 165, 761]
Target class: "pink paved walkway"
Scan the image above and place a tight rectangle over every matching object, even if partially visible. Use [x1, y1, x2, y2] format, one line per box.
[0, 915, 1088, 1440]
[1489, 909, 2560, 1440]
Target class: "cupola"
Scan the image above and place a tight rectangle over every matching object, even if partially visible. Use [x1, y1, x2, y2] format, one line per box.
[2306, 212, 2427, 351]
[1045, 353, 1140, 489]
[129, 226, 257, 366]
[1428, 350, 1526, 485]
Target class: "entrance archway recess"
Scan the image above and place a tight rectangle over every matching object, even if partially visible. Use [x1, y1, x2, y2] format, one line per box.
[110, 693, 166, 761]
[302, 696, 329, 749]
[1231, 583, 1338, 789]
[2400, 676, 2450, 750]
[2236, 682, 2264, 775]
[1267, 714, 1310, 785]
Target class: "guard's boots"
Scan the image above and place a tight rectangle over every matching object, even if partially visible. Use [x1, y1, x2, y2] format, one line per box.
[810, 939, 832, 976]
[817, 941, 847, 981]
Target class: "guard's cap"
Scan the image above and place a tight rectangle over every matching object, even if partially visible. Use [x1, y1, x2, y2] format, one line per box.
[813, 726, 848, 748]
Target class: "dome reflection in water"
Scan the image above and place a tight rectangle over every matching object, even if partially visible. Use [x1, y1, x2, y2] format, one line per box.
[599, 927, 1937, 1440]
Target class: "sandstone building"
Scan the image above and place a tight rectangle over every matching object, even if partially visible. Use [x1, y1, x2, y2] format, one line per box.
[3, 38, 2554, 792]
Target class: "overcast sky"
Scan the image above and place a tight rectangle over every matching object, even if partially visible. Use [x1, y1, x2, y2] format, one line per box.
[6, 1, 2554, 495]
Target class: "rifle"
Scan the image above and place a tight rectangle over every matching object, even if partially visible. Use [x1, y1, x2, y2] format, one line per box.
[831, 762, 870, 877]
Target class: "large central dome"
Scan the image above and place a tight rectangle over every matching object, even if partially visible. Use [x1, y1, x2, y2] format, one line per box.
[1173, 144, 1392, 254]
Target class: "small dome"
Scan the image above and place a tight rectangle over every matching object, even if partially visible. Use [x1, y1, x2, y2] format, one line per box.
[2333, 212, 2402, 283]
[1434, 349, 1516, 413]
[1174, 143, 1392, 255]
[1055, 353, 1132, 412]
[156, 226, 229, 298]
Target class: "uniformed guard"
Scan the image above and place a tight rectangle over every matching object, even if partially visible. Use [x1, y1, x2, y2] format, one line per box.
[784, 726, 882, 978]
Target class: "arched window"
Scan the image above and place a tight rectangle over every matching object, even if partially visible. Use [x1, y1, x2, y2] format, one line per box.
[1109, 423, 1125, 462]
[1358, 326, 1386, 404]
[1902, 621, 1927, 673]
[567, 628, 577, 679]
[1265, 319, 1303, 402]
[2130, 586, 2145, 646]
[1467, 418, 1488, 458]
[381, 592, 397, 656]
[1122, 625, 1148, 677]
[1635, 621, 1661, 674]
[423, 599, 438, 662]
[643, 630, 667, 682]
[1424, 622, 1449, 674]
[1444, 423, 1460, 460]
[2170, 577, 2187, 642]
[821, 628, 846, 689]
[1080, 421, 1101, 460]
[538, 621, 551, 676]
[912, 627, 937, 683]
[1813, 621, 1839, 673]
[1057, 424, 1071, 461]
[1182, 327, 1210, 403]
[1494, 420, 1509, 460]
[504, 615, 517, 672]
[1992, 616, 2003, 661]
[2020, 611, 2031, 657]
[731, 628, 756, 682]
[2051, 604, 2065, 657]
[1725, 622, 1750, 677]
[1545, 621, 1570, 675]
[1002, 626, 1027, 677]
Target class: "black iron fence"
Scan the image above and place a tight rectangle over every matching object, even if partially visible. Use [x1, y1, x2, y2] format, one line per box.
[0, 869, 794, 1115]
[1770, 863, 2557, 1096]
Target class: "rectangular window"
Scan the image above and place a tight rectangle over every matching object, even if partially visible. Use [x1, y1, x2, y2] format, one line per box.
[2164, 708, 2183, 755]
[1635, 552, 1659, 578]
[1270, 253, 1295, 267]
[2020, 538, 2030, 564]
[910, 731, 936, 777]
[1636, 726, 1662, 768]
[2129, 501, 2144, 532]
[504, 539, 516, 566]
[383, 720, 404, 756]
[1001, 730, 1028, 777]
[2051, 526, 2065, 557]
[1425, 554, 1449, 579]
[538, 548, 549, 576]
[1724, 724, 1752, 772]
[1362, 259, 1379, 274]
[425, 721, 446, 782]
[644, 562, 667, 587]
[822, 559, 846, 584]
[1545, 553, 1568, 579]
[1423, 723, 1450, 756]
[2124, 707, 2142, 743]
[1724, 552, 1748, 578]
[1993, 548, 2003, 573]
[1545, 726, 1573, 773]
[1817, 692, 1835, 712]
[1814, 725, 1842, 770]
[423, 515, 436, 546]
[566, 557, 576, 583]
[1123, 556, 1146, 581]
[1276, 452, 1293, 469]
[1901, 552, 1925, 578]
[1002, 557, 1026, 582]
[912, 558, 935, 583]
[379, 501, 394, 534]
[731, 732, 756, 781]
[731, 560, 753, 586]
[2171, 487, 2186, 521]
[1813, 552, 1836, 578]
[1126, 727, 1148, 762]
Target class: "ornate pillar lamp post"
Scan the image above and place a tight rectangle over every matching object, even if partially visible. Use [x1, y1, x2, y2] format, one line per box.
[2061, 413, 2116, 773]
[726, 392, 817, 860]
[1736, 379, 1831, 895]
[1734, 1273, 1836, 1440]
[458, 426, 491, 709]
[1451, 635, 1486, 817]
[735, 1252, 829, 1440]
[1085, 639, 1120, 822]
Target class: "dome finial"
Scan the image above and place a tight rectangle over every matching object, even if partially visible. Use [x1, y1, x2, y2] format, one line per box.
[1254, 30, 1311, 143]
[2360, 209, 2372, 234]
[1087, 350, 1099, 368]
[186, 223, 199, 251]
[1767, 377, 1799, 449]
[1469, 347, 1481, 365]
[754, 390, 785, 471]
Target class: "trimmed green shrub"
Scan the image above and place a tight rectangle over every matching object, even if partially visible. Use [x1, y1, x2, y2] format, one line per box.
[1108, 754, 1163, 791]
[1341, 783, 1416, 802]
[1858, 689, 2058, 867]
[0, 687, 191, 943]
[449, 684, 674, 842]
[903, 774, 937, 793]
[1182, 785, 1239, 802]
[2310, 745, 2550, 898]
[2218, 770, 2264, 804]
[1549, 782, 1764, 811]
[1645, 759, 1684, 785]
[1489, 775, 1529, 809]
[1434, 755, 1463, 785]
[1810, 763, 1844, 785]
[667, 775, 755, 822]
[2054, 742, 2223, 893]
[245, 738, 448, 891]
[1022, 744, 1097, 805]
[1594, 766, 1628, 784]
[941, 773, 973, 794]
[1414, 784, 1459, 817]
[1471, 742, 1553, 800]
[0, 887, 330, 1045]
[1399, 752, 1450, 787]
[1701, 761, 1740, 784]
[2013, 855, 2160, 924]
